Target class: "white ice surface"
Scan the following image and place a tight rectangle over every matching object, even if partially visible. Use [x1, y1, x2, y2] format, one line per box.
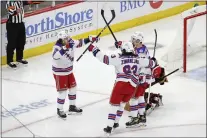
[1, 13, 206, 137]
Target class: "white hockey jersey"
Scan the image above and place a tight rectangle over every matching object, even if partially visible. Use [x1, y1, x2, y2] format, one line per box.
[92, 49, 155, 87]
[52, 38, 84, 75]
[135, 44, 154, 83]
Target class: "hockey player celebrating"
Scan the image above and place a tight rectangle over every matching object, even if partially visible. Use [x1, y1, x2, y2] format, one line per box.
[130, 31, 167, 111]
[128, 32, 152, 126]
[115, 31, 166, 127]
[87, 41, 158, 135]
[52, 30, 100, 119]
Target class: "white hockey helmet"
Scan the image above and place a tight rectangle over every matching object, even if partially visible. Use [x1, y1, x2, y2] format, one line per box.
[131, 31, 144, 43]
[57, 30, 69, 40]
[121, 41, 134, 53]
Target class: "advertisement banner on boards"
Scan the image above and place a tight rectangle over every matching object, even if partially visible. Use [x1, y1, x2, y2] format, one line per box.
[1, 1, 189, 57]
[1, 2, 98, 56]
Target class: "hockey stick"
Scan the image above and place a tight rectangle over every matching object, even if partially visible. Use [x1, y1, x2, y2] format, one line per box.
[147, 29, 158, 104]
[101, 8, 118, 42]
[152, 29, 157, 57]
[151, 67, 180, 86]
[76, 9, 116, 62]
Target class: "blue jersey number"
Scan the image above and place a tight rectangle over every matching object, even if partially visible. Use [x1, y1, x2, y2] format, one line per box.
[123, 65, 138, 75]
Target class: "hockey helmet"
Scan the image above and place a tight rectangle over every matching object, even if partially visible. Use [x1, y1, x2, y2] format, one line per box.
[131, 31, 144, 43]
[121, 41, 134, 53]
[57, 30, 69, 40]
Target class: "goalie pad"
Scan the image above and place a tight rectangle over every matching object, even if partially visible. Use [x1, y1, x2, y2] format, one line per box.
[124, 92, 163, 112]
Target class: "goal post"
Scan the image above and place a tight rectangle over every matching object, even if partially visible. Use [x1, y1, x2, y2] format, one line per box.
[161, 4, 207, 73]
[183, 10, 207, 72]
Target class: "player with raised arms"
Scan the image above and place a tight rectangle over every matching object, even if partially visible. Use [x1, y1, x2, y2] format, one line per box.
[88, 41, 157, 135]
[52, 30, 100, 119]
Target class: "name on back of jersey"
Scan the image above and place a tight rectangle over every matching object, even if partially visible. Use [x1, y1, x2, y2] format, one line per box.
[121, 58, 139, 65]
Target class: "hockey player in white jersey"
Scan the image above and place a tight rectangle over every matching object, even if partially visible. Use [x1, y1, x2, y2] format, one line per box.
[52, 30, 100, 119]
[131, 31, 166, 113]
[130, 31, 153, 126]
[87, 41, 158, 135]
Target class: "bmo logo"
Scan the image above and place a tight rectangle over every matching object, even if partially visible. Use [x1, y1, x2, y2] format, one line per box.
[149, 0, 163, 9]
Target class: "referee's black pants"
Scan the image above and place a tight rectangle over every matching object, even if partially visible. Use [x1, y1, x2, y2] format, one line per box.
[6, 22, 26, 64]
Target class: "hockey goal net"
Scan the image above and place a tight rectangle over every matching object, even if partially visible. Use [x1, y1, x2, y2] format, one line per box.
[161, 5, 207, 73]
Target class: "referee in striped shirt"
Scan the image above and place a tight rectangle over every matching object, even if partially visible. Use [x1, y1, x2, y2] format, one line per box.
[6, 0, 42, 68]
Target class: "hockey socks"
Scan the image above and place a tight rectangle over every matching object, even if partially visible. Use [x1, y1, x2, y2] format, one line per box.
[114, 102, 125, 124]
[137, 96, 146, 115]
[68, 87, 76, 105]
[107, 105, 119, 127]
[129, 98, 139, 117]
[57, 90, 67, 110]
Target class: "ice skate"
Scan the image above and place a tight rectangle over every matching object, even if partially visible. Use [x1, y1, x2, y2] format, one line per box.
[111, 123, 119, 132]
[68, 105, 83, 115]
[137, 115, 147, 127]
[103, 126, 112, 137]
[57, 108, 67, 119]
[113, 123, 119, 129]
[125, 117, 139, 128]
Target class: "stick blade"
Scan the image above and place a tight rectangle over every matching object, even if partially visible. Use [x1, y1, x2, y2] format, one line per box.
[111, 9, 116, 18]
[154, 29, 157, 36]
[101, 9, 104, 16]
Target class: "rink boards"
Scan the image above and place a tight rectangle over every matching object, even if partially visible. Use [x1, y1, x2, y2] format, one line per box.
[1, 1, 206, 65]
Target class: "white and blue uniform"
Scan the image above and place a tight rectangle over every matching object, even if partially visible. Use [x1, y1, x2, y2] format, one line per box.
[91, 48, 155, 87]
[135, 45, 154, 84]
[52, 38, 83, 75]
[135, 44, 150, 57]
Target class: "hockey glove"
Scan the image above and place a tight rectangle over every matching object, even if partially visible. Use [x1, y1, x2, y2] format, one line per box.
[151, 57, 158, 66]
[88, 44, 100, 57]
[152, 65, 162, 79]
[88, 35, 100, 43]
[155, 67, 168, 85]
[114, 41, 122, 48]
